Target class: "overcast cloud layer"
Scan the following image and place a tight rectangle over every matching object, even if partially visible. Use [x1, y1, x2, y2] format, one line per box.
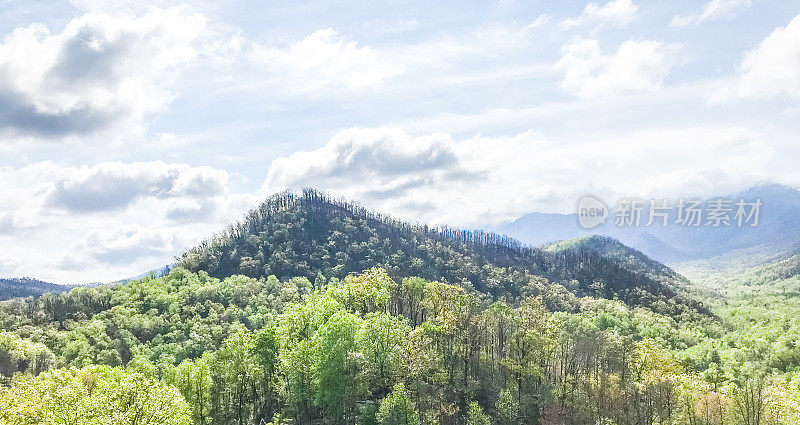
[1, 0, 800, 282]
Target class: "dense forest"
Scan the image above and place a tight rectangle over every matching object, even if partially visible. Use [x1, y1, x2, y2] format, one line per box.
[1, 267, 796, 425]
[0, 190, 798, 425]
[181, 190, 710, 321]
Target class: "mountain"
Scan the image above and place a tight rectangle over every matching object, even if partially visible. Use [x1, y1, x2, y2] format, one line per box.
[181, 189, 711, 320]
[0, 277, 74, 300]
[544, 235, 682, 281]
[111, 264, 175, 285]
[497, 211, 689, 262]
[498, 212, 586, 245]
[499, 182, 800, 264]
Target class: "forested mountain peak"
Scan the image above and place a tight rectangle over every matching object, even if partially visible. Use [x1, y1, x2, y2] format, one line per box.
[545, 235, 685, 281]
[181, 189, 711, 320]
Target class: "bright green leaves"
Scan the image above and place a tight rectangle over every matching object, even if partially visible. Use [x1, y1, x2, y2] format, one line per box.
[466, 401, 490, 425]
[376, 383, 420, 425]
[328, 267, 394, 314]
[165, 356, 212, 425]
[0, 366, 192, 425]
[275, 271, 413, 424]
[0, 331, 54, 380]
[357, 313, 412, 396]
[313, 310, 363, 421]
[9, 266, 799, 425]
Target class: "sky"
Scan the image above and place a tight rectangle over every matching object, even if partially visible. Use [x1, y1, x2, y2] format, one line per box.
[1, 0, 800, 283]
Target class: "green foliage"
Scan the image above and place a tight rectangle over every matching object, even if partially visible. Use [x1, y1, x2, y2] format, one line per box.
[466, 401, 491, 425]
[9, 192, 800, 425]
[312, 310, 362, 421]
[0, 331, 54, 381]
[165, 356, 212, 425]
[495, 387, 518, 425]
[357, 312, 411, 395]
[0, 365, 191, 425]
[2, 250, 800, 425]
[377, 383, 420, 425]
[179, 190, 711, 320]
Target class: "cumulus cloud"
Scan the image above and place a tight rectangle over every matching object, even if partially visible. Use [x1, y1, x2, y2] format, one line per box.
[555, 39, 675, 99]
[715, 14, 800, 101]
[0, 7, 204, 138]
[64, 225, 175, 269]
[164, 198, 222, 223]
[671, 0, 751, 27]
[47, 162, 228, 213]
[0, 161, 229, 238]
[263, 128, 475, 192]
[561, 0, 638, 29]
[0, 160, 242, 282]
[250, 29, 404, 93]
[261, 127, 772, 225]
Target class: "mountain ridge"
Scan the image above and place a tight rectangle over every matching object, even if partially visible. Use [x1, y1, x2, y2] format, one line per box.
[499, 182, 800, 264]
[180, 189, 712, 320]
[0, 277, 74, 300]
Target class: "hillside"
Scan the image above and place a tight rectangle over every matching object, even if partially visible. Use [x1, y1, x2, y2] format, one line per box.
[544, 235, 683, 281]
[2, 191, 795, 425]
[677, 248, 800, 298]
[0, 277, 73, 300]
[673, 250, 800, 375]
[181, 189, 711, 320]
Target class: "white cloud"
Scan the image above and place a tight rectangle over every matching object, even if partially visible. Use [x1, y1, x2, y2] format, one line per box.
[261, 126, 772, 226]
[521, 15, 551, 33]
[250, 29, 404, 93]
[46, 162, 228, 213]
[0, 161, 232, 234]
[0, 256, 22, 277]
[555, 39, 675, 99]
[243, 26, 519, 96]
[0, 7, 204, 138]
[561, 0, 638, 29]
[64, 225, 176, 270]
[262, 128, 469, 192]
[0, 160, 245, 283]
[715, 14, 800, 101]
[671, 0, 751, 27]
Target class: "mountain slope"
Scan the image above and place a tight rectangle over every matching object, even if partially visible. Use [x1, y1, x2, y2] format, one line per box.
[181, 189, 711, 320]
[545, 235, 682, 281]
[0, 277, 73, 300]
[498, 212, 691, 262]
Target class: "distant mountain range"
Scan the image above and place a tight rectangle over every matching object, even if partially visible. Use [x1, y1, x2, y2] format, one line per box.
[0, 266, 173, 301]
[0, 277, 74, 300]
[498, 183, 800, 264]
[111, 264, 175, 285]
